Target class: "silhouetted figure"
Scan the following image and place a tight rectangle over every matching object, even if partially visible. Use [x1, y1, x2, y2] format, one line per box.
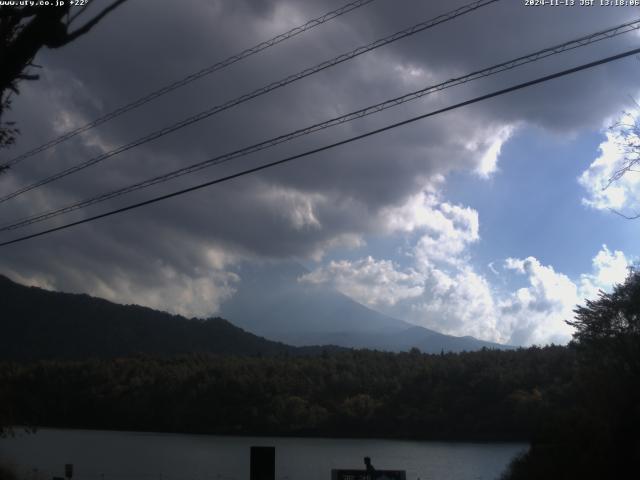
[364, 457, 376, 480]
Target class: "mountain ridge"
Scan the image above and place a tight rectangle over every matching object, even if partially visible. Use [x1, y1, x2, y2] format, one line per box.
[0, 274, 343, 360]
[0, 268, 509, 359]
[220, 261, 509, 352]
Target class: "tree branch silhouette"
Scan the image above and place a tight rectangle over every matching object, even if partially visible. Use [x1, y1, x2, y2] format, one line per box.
[0, 1, 129, 153]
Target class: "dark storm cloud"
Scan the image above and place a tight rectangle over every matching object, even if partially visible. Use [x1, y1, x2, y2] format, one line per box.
[1, 0, 638, 315]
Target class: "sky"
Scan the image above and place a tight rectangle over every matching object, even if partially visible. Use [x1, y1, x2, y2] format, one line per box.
[1, 0, 640, 346]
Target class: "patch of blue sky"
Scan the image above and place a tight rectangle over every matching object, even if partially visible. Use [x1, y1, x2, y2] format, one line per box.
[444, 126, 639, 281]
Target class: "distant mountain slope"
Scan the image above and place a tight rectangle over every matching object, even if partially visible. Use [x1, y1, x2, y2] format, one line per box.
[0, 275, 338, 360]
[279, 327, 507, 353]
[220, 262, 509, 353]
[221, 262, 410, 335]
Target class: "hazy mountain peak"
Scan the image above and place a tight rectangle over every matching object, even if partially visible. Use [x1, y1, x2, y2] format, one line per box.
[221, 261, 509, 352]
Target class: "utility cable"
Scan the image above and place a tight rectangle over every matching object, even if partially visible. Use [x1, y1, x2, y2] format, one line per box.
[2, 19, 639, 232]
[0, 0, 379, 169]
[0, 0, 499, 203]
[2, 45, 639, 248]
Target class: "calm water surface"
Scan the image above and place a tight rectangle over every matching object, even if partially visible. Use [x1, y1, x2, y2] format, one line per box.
[0, 429, 526, 480]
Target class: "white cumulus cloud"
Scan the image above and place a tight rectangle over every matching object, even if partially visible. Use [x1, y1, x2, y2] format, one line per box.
[501, 245, 631, 345]
[501, 257, 578, 345]
[303, 237, 632, 346]
[300, 256, 424, 307]
[407, 265, 502, 342]
[383, 191, 480, 267]
[580, 111, 640, 216]
[578, 244, 630, 301]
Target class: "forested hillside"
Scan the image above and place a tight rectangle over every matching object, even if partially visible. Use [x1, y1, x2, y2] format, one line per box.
[0, 275, 340, 359]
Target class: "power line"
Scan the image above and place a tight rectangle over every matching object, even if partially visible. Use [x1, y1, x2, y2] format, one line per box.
[0, 0, 499, 203]
[0, 0, 378, 169]
[3, 18, 639, 233]
[2, 45, 639, 248]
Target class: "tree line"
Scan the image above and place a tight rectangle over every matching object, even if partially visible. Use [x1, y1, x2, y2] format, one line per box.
[1, 345, 572, 441]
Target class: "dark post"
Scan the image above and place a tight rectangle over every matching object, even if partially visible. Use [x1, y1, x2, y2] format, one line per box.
[250, 446, 275, 480]
[64, 465, 73, 480]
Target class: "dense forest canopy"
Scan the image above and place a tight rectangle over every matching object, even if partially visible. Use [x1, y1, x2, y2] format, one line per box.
[0, 346, 572, 441]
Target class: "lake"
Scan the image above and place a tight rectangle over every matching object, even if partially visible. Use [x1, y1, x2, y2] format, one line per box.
[0, 429, 526, 480]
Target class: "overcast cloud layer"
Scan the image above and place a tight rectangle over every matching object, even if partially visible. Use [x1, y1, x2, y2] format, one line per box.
[1, 0, 639, 345]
